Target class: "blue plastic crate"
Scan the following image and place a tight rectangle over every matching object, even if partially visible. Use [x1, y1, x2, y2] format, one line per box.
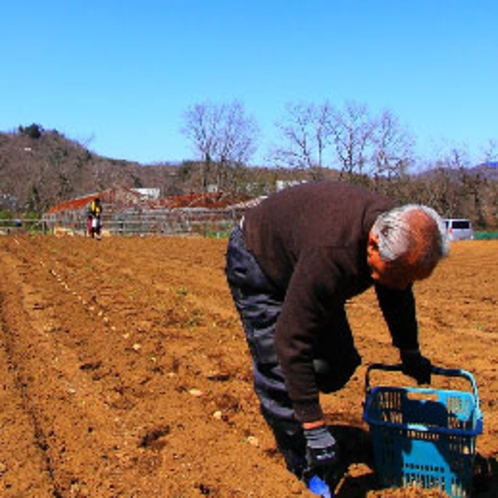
[363, 365, 483, 498]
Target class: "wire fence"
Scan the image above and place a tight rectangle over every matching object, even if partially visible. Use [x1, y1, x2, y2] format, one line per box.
[0, 218, 47, 235]
[35, 208, 244, 238]
[3, 213, 497, 240]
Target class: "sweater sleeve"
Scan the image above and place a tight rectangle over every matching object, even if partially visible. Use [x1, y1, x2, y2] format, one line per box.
[273, 249, 353, 423]
[374, 284, 419, 351]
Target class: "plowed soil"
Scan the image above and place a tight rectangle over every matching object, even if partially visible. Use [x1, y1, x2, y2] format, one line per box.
[0, 235, 496, 498]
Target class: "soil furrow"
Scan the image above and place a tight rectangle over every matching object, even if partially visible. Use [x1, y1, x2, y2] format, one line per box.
[0, 235, 496, 497]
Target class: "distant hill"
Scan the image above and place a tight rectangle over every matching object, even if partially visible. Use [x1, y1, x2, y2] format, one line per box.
[0, 125, 323, 212]
[470, 162, 498, 181]
[0, 126, 183, 211]
[414, 162, 498, 182]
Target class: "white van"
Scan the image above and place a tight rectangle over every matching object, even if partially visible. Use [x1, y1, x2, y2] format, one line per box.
[444, 218, 474, 241]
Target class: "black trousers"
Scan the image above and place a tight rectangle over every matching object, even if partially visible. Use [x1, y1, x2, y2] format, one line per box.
[225, 226, 361, 477]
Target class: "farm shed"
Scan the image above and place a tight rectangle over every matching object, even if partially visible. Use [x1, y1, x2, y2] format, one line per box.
[42, 188, 259, 236]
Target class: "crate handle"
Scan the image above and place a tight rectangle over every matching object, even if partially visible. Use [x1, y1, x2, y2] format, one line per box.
[365, 363, 480, 412]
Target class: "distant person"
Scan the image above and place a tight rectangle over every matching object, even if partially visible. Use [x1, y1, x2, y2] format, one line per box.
[88, 197, 103, 239]
[86, 214, 93, 237]
[225, 181, 449, 492]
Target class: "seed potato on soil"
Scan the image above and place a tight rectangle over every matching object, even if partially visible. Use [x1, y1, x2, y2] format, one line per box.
[0, 235, 496, 497]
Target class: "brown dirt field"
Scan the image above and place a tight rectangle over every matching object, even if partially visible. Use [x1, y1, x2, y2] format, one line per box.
[0, 235, 496, 498]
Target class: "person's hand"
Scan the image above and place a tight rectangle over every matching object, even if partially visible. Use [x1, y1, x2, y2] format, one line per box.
[400, 350, 432, 384]
[303, 425, 339, 471]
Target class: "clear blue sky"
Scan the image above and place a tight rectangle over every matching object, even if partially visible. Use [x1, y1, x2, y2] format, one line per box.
[1, 1, 497, 166]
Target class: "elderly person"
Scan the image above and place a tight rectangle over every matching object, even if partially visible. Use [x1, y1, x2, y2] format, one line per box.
[225, 181, 449, 490]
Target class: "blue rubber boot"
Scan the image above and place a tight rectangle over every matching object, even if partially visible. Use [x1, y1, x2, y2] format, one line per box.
[307, 474, 334, 497]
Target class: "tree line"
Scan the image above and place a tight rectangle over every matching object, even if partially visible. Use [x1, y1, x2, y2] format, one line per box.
[181, 99, 497, 178]
[180, 99, 496, 228]
[0, 109, 497, 229]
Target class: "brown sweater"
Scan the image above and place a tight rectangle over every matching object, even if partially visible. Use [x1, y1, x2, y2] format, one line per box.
[243, 181, 419, 422]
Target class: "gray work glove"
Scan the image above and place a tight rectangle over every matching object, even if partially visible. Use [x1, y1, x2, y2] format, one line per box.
[400, 350, 432, 385]
[303, 426, 339, 472]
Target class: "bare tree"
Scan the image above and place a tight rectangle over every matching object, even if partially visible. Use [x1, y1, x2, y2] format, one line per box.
[371, 110, 415, 180]
[419, 143, 472, 218]
[328, 101, 375, 178]
[447, 144, 471, 170]
[481, 139, 498, 164]
[181, 101, 259, 191]
[271, 101, 334, 179]
[218, 101, 258, 164]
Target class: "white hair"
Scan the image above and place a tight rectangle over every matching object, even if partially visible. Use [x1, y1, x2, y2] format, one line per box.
[371, 204, 450, 269]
